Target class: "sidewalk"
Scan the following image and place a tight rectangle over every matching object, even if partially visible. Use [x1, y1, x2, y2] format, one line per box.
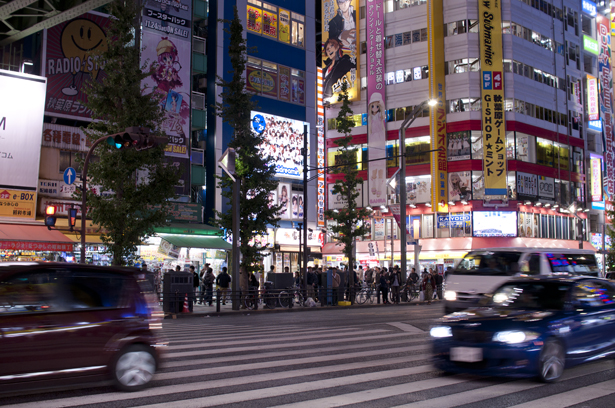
[165, 297, 442, 319]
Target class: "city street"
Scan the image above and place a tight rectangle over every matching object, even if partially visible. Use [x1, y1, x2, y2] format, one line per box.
[2, 305, 615, 407]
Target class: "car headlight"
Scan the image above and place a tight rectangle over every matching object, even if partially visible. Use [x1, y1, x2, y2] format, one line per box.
[444, 290, 457, 301]
[492, 330, 539, 344]
[430, 326, 453, 338]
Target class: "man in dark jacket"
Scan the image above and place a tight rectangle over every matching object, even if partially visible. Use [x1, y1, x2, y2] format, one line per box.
[216, 267, 231, 305]
[327, 0, 356, 48]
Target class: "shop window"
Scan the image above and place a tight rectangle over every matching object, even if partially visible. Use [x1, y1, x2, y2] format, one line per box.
[561, 180, 571, 205]
[471, 131, 483, 159]
[404, 136, 430, 165]
[507, 172, 516, 200]
[573, 147, 583, 173]
[59, 150, 85, 173]
[472, 171, 485, 200]
[450, 212, 471, 237]
[556, 216, 563, 239]
[516, 133, 535, 163]
[536, 138, 554, 167]
[555, 143, 569, 171]
[422, 214, 434, 238]
[506, 131, 515, 159]
[386, 140, 399, 167]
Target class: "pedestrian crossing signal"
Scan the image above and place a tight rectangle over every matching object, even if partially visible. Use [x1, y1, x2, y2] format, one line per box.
[45, 205, 57, 229]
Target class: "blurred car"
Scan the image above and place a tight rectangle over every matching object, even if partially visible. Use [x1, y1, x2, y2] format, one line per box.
[606, 272, 615, 280]
[431, 276, 615, 382]
[0, 262, 166, 393]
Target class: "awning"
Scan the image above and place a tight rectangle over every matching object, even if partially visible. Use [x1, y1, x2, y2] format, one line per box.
[160, 234, 232, 250]
[62, 233, 106, 245]
[0, 223, 74, 252]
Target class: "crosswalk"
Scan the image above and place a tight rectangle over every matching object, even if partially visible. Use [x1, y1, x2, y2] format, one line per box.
[2, 320, 615, 407]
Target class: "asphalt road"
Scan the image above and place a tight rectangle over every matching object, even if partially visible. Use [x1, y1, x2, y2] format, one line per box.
[2, 304, 615, 407]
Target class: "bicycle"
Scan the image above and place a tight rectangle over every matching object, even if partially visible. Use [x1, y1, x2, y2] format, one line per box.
[278, 287, 294, 308]
[242, 289, 259, 310]
[356, 283, 376, 304]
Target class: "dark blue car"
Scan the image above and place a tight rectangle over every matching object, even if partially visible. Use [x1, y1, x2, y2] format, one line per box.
[431, 276, 615, 382]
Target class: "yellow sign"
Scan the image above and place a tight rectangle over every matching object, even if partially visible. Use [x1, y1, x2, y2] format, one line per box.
[279, 9, 290, 43]
[479, 1, 507, 199]
[247, 5, 262, 34]
[428, 0, 447, 211]
[321, 0, 360, 104]
[0, 189, 37, 219]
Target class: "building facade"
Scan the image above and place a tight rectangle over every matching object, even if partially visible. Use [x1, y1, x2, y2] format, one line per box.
[322, 0, 612, 272]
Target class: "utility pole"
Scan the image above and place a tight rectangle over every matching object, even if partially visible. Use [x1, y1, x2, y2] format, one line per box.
[302, 124, 309, 290]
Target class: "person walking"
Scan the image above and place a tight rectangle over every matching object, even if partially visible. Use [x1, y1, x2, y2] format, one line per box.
[216, 267, 231, 305]
[379, 269, 389, 304]
[389, 267, 401, 304]
[202, 266, 215, 306]
[331, 267, 341, 305]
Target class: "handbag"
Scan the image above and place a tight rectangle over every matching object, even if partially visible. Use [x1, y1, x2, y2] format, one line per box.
[419, 290, 425, 302]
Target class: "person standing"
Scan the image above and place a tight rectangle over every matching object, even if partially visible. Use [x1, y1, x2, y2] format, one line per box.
[379, 270, 389, 304]
[423, 269, 435, 305]
[216, 267, 231, 305]
[202, 266, 215, 306]
[434, 269, 444, 300]
[190, 265, 199, 300]
[331, 268, 341, 305]
[306, 267, 316, 299]
[389, 267, 401, 304]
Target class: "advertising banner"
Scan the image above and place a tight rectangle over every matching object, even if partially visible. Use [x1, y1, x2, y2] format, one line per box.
[538, 176, 555, 200]
[447, 131, 471, 161]
[598, 15, 614, 199]
[279, 9, 290, 43]
[262, 7, 278, 39]
[587, 74, 599, 121]
[38, 197, 83, 217]
[278, 183, 291, 219]
[317, 68, 325, 227]
[0, 70, 46, 191]
[374, 217, 385, 240]
[448, 171, 471, 202]
[427, 0, 447, 211]
[389, 204, 410, 238]
[261, 69, 278, 98]
[38, 179, 78, 198]
[437, 213, 471, 229]
[406, 177, 431, 204]
[44, 12, 109, 120]
[0, 241, 73, 252]
[366, 0, 386, 207]
[290, 193, 304, 218]
[517, 171, 538, 198]
[473, 211, 517, 237]
[42, 123, 91, 152]
[321, 0, 359, 103]
[141, 0, 192, 159]
[479, 1, 507, 199]
[279, 66, 291, 102]
[247, 4, 263, 34]
[251, 111, 308, 180]
[0, 189, 37, 219]
[590, 154, 603, 202]
[158, 238, 179, 258]
[167, 203, 202, 223]
[327, 182, 364, 209]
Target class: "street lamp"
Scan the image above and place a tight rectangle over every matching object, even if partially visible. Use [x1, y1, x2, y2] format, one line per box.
[565, 202, 584, 249]
[399, 99, 436, 282]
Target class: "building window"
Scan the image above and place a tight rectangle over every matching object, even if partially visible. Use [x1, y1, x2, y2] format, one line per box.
[516, 132, 535, 163]
[246, 1, 305, 48]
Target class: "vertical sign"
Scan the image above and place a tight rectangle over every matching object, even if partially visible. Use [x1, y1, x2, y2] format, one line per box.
[587, 74, 599, 121]
[141, 0, 192, 159]
[427, 0, 447, 211]
[590, 154, 603, 202]
[321, 0, 360, 103]
[479, 1, 507, 199]
[44, 13, 110, 120]
[317, 67, 326, 228]
[367, 0, 386, 207]
[598, 15, 614, 199]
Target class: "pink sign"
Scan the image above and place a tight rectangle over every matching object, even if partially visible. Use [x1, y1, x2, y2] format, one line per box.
[366, 0, 387, 207]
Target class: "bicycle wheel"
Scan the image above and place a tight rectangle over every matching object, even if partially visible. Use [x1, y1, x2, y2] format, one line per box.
[356, 289, 368, 304]
[400, 289, 409, 302]
[279, 291, 293, 308]
[265, 294, 276, 309]
[242, 295, 256, 310]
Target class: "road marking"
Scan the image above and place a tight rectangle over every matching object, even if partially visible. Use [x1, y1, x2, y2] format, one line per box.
[507, 378, 615, 408]
[387, 322, 426, 333]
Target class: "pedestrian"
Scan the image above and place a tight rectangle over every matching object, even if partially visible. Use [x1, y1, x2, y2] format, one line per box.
[331, 267, 341, 305]
[202, 266, 215, 306]
[190, 265, 199, 299]
[239, 266, 249, 309]
[175, 265, 182, 272]
[306, 267, 316, 299]
[216, 267, 231, 305]
[389, 267, 401, 304]
[379, 269, 389, 304]
[409, 267, 419, 285]
[423, 268, 435, 304]
[365, 267, 374, 287]
[434, 269, 444, 300]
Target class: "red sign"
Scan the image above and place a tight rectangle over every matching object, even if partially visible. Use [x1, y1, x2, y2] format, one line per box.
[0, 241, 73, 252]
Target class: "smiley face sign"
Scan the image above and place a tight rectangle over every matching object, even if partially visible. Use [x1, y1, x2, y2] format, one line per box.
[60, 18, 108, 79]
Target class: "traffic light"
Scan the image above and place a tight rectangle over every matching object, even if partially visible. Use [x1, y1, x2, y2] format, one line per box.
[68, 208, 78, 231]
[106, 128, 168, 151]
[45, 205, 57, 229]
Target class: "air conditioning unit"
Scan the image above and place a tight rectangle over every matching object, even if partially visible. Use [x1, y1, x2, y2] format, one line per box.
[192, 92, 205, 110]
[198, 77, 207, 89]
[193, 36, 205, 54]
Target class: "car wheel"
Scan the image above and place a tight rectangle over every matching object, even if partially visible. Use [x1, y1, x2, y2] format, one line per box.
[538, 338, 565, 383]
[112, 344, 157, 391]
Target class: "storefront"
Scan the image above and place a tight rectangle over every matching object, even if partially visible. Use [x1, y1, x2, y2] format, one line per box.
[264, 227, 323, 274]
[0, 223, 74, 262]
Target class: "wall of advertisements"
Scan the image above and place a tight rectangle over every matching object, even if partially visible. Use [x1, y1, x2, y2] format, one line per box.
[247, 0, 305, 48]
[43, 12, 109, 120]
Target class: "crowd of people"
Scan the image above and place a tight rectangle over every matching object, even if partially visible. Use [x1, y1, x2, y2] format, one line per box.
[257, 115, 305, 174]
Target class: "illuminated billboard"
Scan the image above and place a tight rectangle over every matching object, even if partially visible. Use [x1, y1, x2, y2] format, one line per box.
[587, 74, 599, 121]
[251, 111, 309, 179]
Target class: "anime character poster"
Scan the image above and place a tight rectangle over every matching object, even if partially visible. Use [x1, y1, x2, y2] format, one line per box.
[44, 12, 110, 120]
[141, 0, 192, 159]
[321, 0, 360, 104]
[278, 183, 290, 219]
[448, 171, 471, 202]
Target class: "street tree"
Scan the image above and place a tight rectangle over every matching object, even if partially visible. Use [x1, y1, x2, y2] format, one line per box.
[213, 7, 282, 272]
[605, 210, 615, 271]
[324, 83, 372, 298]
[78, 0, 181, 266]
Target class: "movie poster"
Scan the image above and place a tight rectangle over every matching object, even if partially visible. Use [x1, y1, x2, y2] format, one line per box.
[321, 0, 360, 103]
[44, 12, 110, 120]
[141, 0, 192, 159]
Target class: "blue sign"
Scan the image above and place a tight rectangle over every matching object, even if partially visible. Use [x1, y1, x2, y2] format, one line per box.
[582, 0, 597, 17]
[482, 71, 492, 90]
[437, 213, 471, 228]
[588, 119, 602, 132]
[251, 114, 266, 134]
[63, 167, 76, 185]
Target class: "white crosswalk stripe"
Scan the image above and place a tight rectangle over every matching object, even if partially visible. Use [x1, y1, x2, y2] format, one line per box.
[2, 320, 615, 408]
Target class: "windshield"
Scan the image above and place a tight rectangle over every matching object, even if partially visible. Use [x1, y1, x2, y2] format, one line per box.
[453, 252, 521, 276]
[489, 281, 570, 310]
[546, 254, 600, 276]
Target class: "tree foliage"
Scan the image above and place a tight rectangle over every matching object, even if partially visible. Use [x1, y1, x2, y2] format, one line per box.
[605, 211, 615, 271]
[324, 83, 372, 279]
[78, 0, 181, 265]
[213, 7, 282, 272]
